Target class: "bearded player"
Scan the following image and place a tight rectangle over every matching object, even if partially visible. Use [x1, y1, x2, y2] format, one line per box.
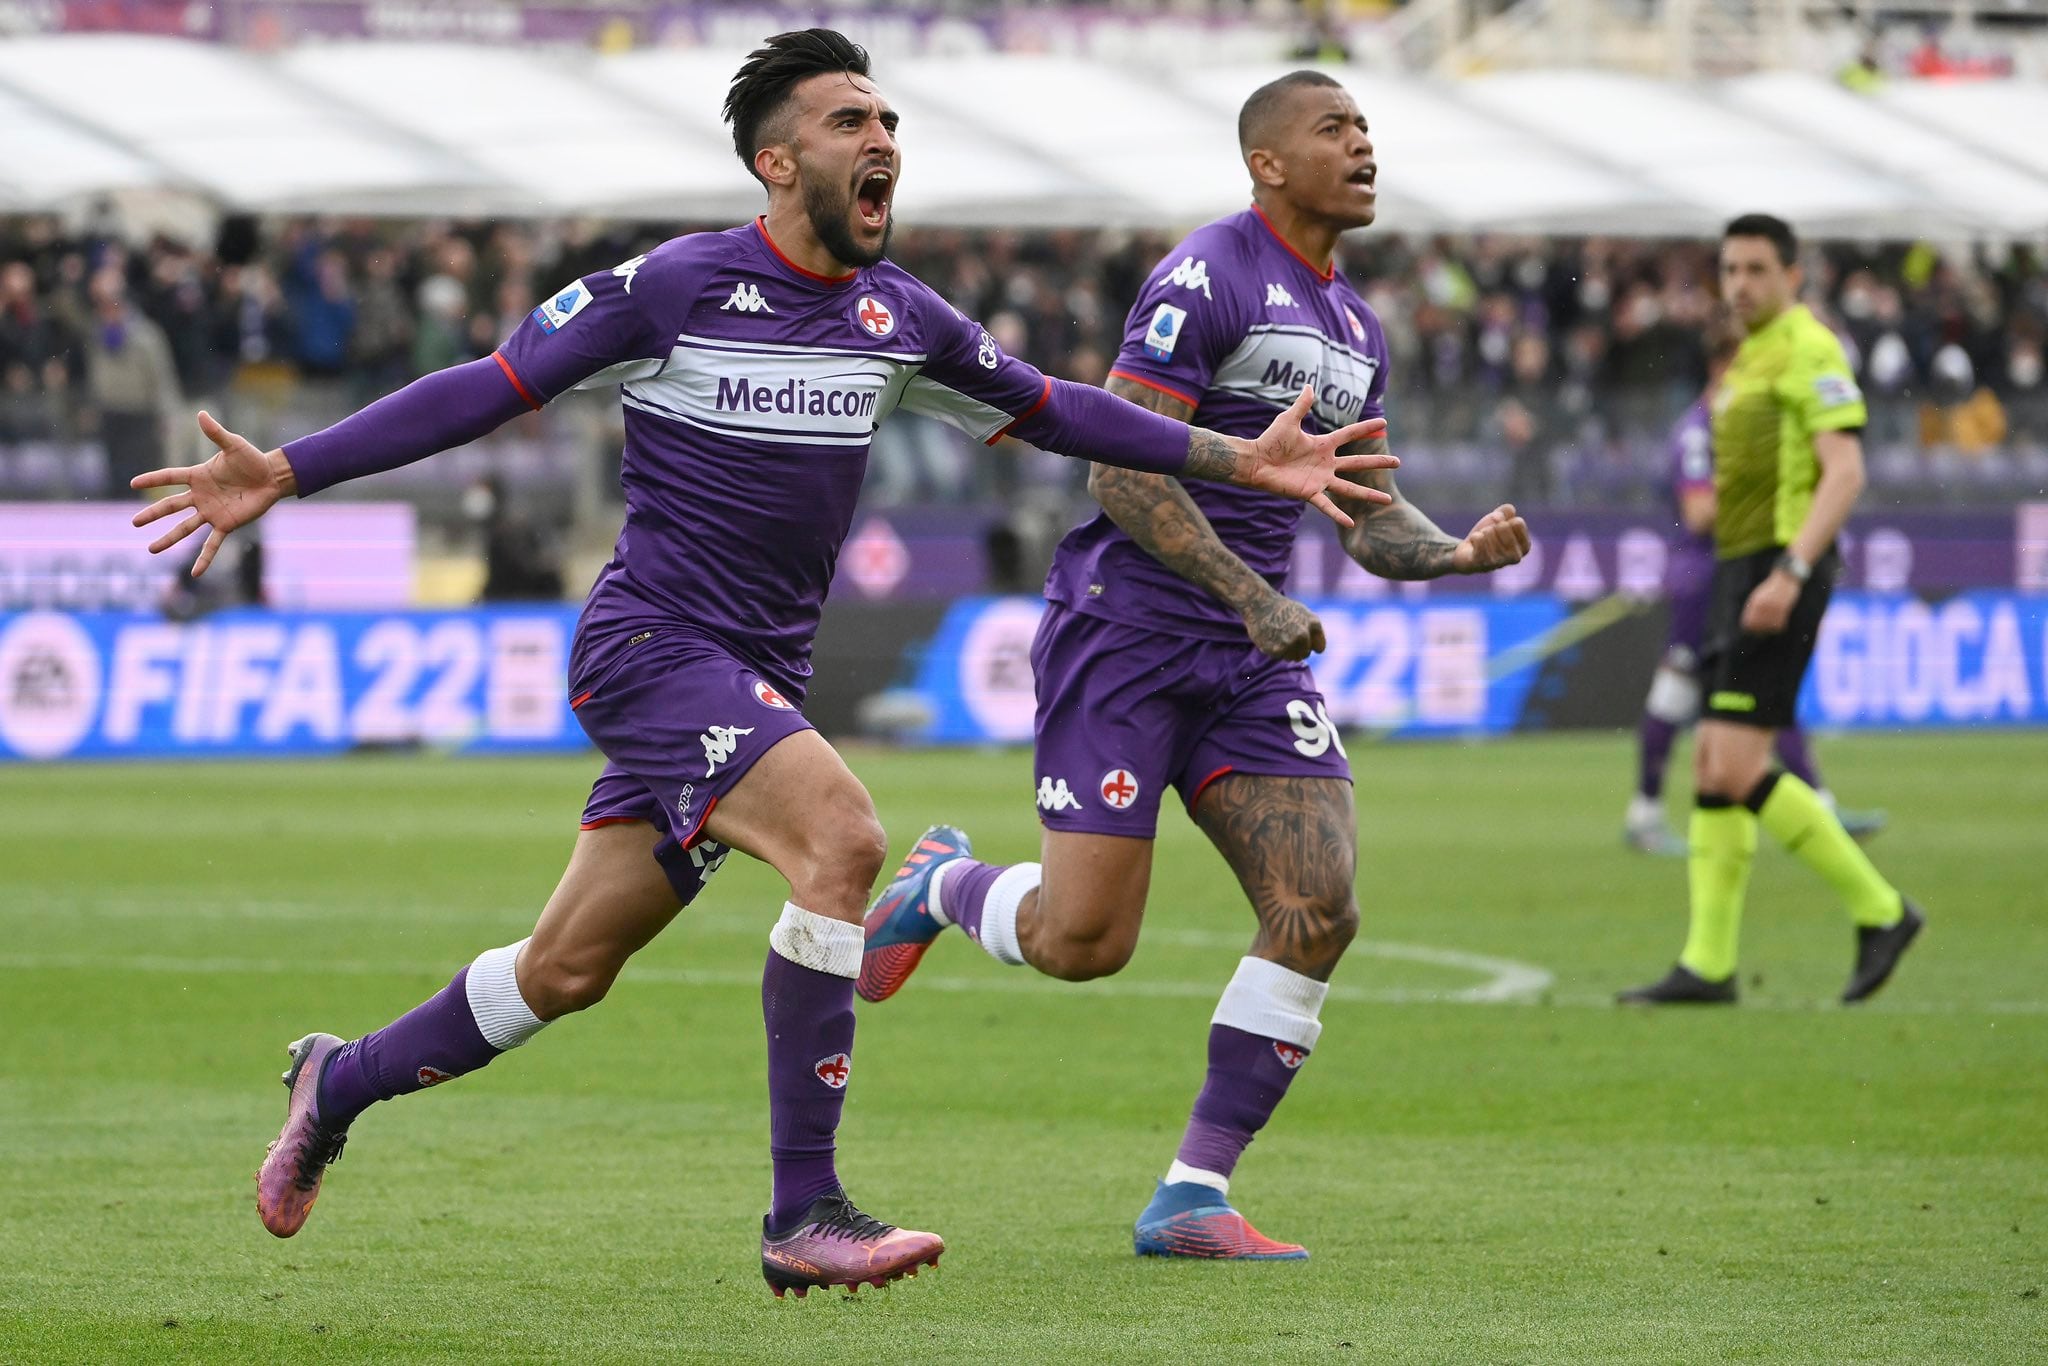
[129, 33, 1394, 1295]
[857, 71, 1528, 1258]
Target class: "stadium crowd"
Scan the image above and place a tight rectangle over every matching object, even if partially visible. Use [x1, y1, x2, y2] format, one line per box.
[2, 212, 2043, 509]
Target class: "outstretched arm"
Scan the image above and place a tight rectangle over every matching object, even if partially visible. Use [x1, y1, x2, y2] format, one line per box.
[1337, 436, 1529, 580]
[1088, 377, 1325, 660]
[133, 356, 534, 575]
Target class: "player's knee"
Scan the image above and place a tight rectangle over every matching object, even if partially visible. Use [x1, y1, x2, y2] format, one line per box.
[517, 942, 619, 1020]
[1312, 895, 1361, 955]
[792, 798, 889, 911]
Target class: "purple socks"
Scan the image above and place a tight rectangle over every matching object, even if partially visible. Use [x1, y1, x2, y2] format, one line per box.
[1637, 714, 1680, 801]
[761, 905, 867, 1231]
[317, 969, 501, 1128]
[1173, 1024, 1311, 1179]
[939, 858, 1005, 944]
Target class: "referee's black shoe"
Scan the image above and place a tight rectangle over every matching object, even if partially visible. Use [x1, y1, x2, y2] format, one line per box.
[1616, 964, 1738, 1006]
[1842, 899, 1925, 1005]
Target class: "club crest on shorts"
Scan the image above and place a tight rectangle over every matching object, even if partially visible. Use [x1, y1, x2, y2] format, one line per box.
[1098, 768, 1140, 810]
[814, 1053, 851, 1089]
[1272, 1042, 1308, 1070]
[416, 1065, 454, 1087]
[855, 296, 895, 338]
[751, 678, 795, 711]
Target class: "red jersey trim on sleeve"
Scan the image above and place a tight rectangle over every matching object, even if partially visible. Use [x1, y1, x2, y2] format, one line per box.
[985, 375, 1054, 446]
[1106, 368, 1201, 410]
[493, 351, 543, 411]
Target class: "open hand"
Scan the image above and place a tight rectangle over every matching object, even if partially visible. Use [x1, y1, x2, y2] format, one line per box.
[1235, 385, 1398, 528]
[131, 412, 293, 577]
[1451, 505, 1532, 575]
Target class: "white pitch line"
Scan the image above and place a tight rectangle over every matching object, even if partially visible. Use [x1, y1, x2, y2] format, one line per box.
[1, 949, 2042, 1016]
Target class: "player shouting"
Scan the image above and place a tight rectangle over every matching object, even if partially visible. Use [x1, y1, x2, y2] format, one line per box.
[858, 71, 1527, 1259]
[128, 32, 1393, 1296]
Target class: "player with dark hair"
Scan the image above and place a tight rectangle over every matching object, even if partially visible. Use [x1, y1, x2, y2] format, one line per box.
[858, 70, 1528, 1258]
[1619, 213, 1922, 1006]
[1625, 314, 1886, 856]
[130, 30, 1393, 1296]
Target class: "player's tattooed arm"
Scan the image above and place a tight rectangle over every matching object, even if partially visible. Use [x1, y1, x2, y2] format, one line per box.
[1336, 437, 1530, 580]
[1335, 436, 1460, 580]
[1192, 775, 1359, 981]
[1092, 377, 1270, 616]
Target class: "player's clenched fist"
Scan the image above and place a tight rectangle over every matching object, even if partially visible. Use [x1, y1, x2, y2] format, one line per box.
[1242, 592, 1326, 662]
[1451, 504, 1530, 575]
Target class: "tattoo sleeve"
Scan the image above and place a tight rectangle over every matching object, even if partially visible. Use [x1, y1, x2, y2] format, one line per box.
[1192, 775, 1360, 981]
[1090, 377, 1273, 615]
[1336, 434, 1461, 580]
[1180, 427, 1242, 483]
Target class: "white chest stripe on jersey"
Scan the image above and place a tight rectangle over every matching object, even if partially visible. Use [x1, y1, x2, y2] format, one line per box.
[622, 344, 913, 447]
[1211, 324, 1381, 428]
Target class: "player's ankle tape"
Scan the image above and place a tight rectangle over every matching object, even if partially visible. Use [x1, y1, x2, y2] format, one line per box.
[1211, 956, 1328, 1049]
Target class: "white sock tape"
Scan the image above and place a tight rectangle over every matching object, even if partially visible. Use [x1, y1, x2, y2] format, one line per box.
[975, 863, 1039, 967]
[1211, 956, 1328, 1050]
[768, 902, 864, 979]
[466, 938, 547, 1050]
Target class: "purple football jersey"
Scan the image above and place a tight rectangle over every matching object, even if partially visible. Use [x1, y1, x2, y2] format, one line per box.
[1669, 398, 1716, 557]
[493, 219, 1057, 693]
[1043, 207, 1390, 640]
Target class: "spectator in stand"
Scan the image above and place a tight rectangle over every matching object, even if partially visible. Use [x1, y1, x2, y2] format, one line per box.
[84, 266, 181, 495]
[0, 260, 78, 441]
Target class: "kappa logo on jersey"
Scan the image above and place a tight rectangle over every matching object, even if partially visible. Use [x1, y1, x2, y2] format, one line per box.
[1144, 303, 1188, 362]
[532, 281, 593, 334]
[856, 295, 895, 337]
[612, 254, 648, 293]
[1036, 776, 1082, 812]
[814, 1052, 851, 1089]
[700, 723, 756, 777]
[1099, 768, 1140, 810]
[1265, 283, 1298, 308]
[977, 330, 1001, 370]
[1272, 1042, 1308, 1070]
[721, 282, 775, 314]
[1165, 255, 1213, 300]
[1814, 373, 1862, 408]
[1343, 305, 1366, 342]
[1286, 699, 1348, 760]
[416, 1065, 454, 1087]
[751, 678, 795, 711]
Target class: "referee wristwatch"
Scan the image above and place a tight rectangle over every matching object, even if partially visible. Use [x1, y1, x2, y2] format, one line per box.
[1773, 549, 1812, 583]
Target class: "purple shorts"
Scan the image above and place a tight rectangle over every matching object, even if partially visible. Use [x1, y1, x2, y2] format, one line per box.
[571, 627, 814, 906]
[1030, 603, 1351, 839]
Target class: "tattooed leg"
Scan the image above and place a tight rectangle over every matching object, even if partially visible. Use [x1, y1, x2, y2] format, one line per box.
[1158, 774, 1356, 1200]
[1192, 775, 1360, 980]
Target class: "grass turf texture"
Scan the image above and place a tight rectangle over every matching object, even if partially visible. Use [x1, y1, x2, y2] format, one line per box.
[1, 732, 2043, 1363]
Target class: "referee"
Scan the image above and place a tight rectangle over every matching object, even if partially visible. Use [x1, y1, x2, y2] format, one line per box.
[1620, 214, 1922, 1006]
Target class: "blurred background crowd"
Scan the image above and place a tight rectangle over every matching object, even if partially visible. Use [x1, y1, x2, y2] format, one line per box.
[4, 211, 2045, 528]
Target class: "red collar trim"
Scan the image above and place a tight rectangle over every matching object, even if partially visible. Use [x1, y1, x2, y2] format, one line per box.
[1252, 204, 1335, 282]
[755, 217, 858, 284]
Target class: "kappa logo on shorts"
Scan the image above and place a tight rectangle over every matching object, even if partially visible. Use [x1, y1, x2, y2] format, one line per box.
[1037, 776, 1082, 812]
[814, 1052, 851, 1089]
[701, 724, 756, 777]
[751, 679, 795, 711]
[1286, 699, 1348, 760]
[1098, 768, 1140, 810]
[1272, 1042, 1308, 1070]
[416, 1065, 454, 1087]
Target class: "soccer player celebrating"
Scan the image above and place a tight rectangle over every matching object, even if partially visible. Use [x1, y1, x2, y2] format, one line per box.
[1618, 214, 1923, 1006]
[1625, 317, 1886, 856]
[857, 72, 1529, 1258]
[127, 31, 1393, 1296]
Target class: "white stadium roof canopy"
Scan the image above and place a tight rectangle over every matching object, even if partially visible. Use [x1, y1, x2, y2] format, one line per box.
[0, 36, 2044, 237]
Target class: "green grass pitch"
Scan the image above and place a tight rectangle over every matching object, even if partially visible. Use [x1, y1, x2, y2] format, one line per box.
[1, 732, 2043, 1362]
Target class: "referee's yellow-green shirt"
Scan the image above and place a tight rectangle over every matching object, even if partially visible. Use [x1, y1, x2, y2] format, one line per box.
[1710, 304, 1867, 558]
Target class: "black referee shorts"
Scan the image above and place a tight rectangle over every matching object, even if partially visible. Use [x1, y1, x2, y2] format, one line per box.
[1700, 545, 1839, 729]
